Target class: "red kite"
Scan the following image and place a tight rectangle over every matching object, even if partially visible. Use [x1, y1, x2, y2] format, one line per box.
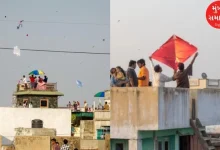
[151, 35, 197, 70]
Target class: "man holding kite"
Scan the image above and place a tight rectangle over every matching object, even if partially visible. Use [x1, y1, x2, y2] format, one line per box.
[150, 35, 199, 88]
[174, 52, 198, 88]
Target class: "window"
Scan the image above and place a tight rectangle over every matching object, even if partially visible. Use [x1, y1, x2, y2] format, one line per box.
[40, 99, 48, 108]
[158, 141, 162, 150]
[23, 99, 28, 103]
[157, 139, 169, 150]
[116, 143, 123, 150]
[164, 141, 169, 150]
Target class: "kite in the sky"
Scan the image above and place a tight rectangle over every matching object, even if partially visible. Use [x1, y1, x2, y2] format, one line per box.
[103, 39, 105, 41]
[17, 20, 24, 29]
[13, 46, 21, 56]
[76, 80, 83, 87]
[150, 35, 197, 70]
[26, 34, 28, 36]
[5, 16, 6, 18]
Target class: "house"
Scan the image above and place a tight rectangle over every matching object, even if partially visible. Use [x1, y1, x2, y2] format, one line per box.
[13, 82, 64, 108]
[110, 78, 220, 150]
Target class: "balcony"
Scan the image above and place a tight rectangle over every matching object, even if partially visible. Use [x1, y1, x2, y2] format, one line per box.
[17, 82, 57, 92]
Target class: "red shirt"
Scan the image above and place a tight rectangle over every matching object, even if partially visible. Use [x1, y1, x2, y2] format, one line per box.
[29, 77, 35, 83]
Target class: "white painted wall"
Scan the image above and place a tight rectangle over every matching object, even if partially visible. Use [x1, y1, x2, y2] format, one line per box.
[0, 107, 71, 145]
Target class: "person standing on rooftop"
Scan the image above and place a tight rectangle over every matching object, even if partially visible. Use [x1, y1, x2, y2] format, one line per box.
[60, 139, 70, 150]
[173, 52, 198, 88]
[126, 60, 138, 87]
[137, 59, 149, 87]
[22, 75, 28, 89]
[149, 57, 175, 87]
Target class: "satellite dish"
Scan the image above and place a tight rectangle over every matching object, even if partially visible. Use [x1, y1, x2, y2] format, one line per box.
[201, 73, 207, 79]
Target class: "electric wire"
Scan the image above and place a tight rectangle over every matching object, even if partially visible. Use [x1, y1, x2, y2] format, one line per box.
[0, 47, 110, 55]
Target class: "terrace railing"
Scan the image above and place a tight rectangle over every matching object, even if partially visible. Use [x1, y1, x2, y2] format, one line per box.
[17, 82, 57, 91]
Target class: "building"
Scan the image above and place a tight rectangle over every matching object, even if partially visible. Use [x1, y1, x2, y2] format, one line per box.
[110, 79, 220, 150]
[14, 82, 64, 108]
[0, 107, 71, 145]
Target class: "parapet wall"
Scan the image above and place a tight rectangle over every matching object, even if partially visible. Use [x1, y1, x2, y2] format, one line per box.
[14, 136, 50, 150]
[195, 89, 220, 126]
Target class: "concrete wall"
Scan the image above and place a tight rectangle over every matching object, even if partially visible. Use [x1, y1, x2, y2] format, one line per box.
[195, 89, 220, 126]
[105, 134, 110, 150]
[0, 108, 71, 145]
[16, 95, 58, 108]
[111, 87, 190, 139]
[14, 136, 80, 150]
[80, 140, 105, 150]
[0, 136, 2, 149]
[15, 128, 56, 136]
[80, 120, 94, 139]
[14, 136, 50, 150]
[94, 111, 110, 121]
[111, 88, 140, 139]
[158, 88, 190, 129]
[51, 136, 80, 149]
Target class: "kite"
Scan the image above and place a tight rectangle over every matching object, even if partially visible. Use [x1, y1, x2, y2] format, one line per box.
[103, 39, 105, 41]
[13, 46, 21, 56]
[5, 16, 6, 18]
[26, 34, 28, 36]
[17, 20, 24, 29]
[76, 80, 83, 87]
[151, 35, 197, 70]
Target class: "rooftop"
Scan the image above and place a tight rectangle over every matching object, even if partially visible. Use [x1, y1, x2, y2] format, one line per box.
[13, 90, 64, 96]
[17, 82, 58, 91]
[15, 82, 64, 96]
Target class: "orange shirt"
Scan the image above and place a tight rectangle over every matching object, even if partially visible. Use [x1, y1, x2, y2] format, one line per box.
[138, 66, 149, 87]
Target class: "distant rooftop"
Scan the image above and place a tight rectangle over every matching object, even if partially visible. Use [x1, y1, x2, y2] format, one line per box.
[13, 90, 64, 96]
[15, 82, 64, 96]
[17, 82, 58, 91]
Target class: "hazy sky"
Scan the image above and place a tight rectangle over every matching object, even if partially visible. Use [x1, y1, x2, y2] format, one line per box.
[0, 0, 109, 106]
[111, 0, 220, 87]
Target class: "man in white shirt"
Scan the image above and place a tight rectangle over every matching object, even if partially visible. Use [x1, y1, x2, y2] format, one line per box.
[22, 75, 28, 89]
[29, 102, 33, 108]
[149, 57, 175, 87]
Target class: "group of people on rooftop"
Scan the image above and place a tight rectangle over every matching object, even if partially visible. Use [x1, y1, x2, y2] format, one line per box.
[19, 75, 48, 90]
[67, 100, 110, 112]
[110, 52, 198, 88]
[51, 138, 78, 150]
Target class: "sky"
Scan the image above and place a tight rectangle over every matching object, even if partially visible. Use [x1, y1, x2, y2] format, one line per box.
[111, 0, 220, 87]
[0, 0, 109, 106]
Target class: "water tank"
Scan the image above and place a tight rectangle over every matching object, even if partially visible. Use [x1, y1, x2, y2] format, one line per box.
[32, 119, 43, 128]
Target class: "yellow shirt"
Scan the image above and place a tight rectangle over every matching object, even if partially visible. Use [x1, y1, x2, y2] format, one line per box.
[138, 66, 149, 87]
[116, 71, 125, 80]
[104, 104, 109, 110]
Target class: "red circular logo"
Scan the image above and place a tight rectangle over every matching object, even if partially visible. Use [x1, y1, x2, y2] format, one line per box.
[206, 1, 220, 29]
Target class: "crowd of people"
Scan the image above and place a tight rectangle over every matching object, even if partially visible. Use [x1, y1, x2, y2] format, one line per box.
[51, 138, 78, 150]
[19, 75, 48, 90]
[17, 101, 33, 108]
[110, 52, 198, 88]
[67, 101, 110, 112]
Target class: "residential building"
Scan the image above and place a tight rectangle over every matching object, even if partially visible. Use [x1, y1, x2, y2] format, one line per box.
[110, 78, 220, 150]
